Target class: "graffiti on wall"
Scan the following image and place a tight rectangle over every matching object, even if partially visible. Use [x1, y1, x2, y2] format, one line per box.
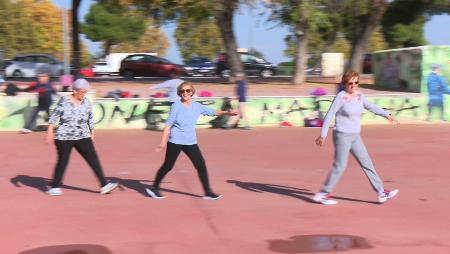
[0, 94, 448, 131]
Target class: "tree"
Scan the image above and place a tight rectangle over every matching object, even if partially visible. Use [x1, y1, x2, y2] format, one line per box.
[174, 17, 223, 62]
[267, 0, 316, 84]
[111, 19, 169, 55]
[0, 0, 91, 66]
[72, 0, 81, 74]
[382, 0, 450, 48]
[340, 0, 386, 72]
[0, 0, 40, 58]
[121, 0, 246, 76]
[82, 2, 146, 56]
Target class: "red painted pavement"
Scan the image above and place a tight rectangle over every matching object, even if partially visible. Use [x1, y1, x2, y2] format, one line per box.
[1, 124, 450, 253]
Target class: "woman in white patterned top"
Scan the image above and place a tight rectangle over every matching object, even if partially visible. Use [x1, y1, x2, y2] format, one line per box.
[45, 79, 118, 196]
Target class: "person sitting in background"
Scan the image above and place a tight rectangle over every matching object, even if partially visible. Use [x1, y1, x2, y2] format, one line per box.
[21, 72, 56, 133]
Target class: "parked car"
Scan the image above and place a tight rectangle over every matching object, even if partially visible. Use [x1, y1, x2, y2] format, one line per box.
[119, 54, 186, 78]
[4, 54, 64, 78]
[363, 53, 373, 74]
[216, 52, 277, 78]
[184, 57, 216, 76]
[92, 61, 113, 75]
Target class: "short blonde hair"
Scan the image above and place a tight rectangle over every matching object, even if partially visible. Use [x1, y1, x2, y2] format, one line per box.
[177, 82, 196, 96]
[341, 70, 359, 86]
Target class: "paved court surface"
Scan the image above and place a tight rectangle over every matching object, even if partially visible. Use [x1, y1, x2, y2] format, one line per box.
[1, 124, 449, 253]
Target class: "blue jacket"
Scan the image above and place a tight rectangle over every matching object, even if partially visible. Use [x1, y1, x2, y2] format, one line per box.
[427, 72, 450, 106]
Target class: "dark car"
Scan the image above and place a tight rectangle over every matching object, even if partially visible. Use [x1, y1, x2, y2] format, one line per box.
[184, 57, 216, 76]
[119, 54, 186, 78]
[363, 54, 373, 74]
[216, 52, 277, 78]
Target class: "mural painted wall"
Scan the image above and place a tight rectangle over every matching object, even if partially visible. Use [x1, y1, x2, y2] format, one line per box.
[1, 94, 449, 131]
[374, 47, 423, 92]
[374, 46, 450, 93]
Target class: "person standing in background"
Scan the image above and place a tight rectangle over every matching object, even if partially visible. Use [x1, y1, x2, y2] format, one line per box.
[21, 72, 56, 133]
[148, 72, 184, 103]
[426, 64, 450, 121]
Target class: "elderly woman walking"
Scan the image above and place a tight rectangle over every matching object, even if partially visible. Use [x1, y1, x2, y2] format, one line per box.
[313, 70, 400, 205]
[45, 79, 118, 196]
[146, 82, 238, 200]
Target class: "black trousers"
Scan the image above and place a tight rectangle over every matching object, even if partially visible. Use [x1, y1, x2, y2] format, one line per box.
[51, 138, 107, 188]
[24, 105, 50, 130]
[153, 142, 212, 193]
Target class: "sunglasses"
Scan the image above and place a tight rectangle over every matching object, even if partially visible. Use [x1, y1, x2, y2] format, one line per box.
[347, 81, 359, 85]
[180, 89, 192, 94]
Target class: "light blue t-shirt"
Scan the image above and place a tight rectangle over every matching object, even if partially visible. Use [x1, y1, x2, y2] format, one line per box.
[165, 101, 216, 145]
[320, 91, 389, 138]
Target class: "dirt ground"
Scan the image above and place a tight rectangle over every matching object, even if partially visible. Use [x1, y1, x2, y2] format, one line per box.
[1, 125, 450, 253]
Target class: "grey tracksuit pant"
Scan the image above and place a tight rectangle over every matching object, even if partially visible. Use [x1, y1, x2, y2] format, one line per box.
[320, 131, 384, 194]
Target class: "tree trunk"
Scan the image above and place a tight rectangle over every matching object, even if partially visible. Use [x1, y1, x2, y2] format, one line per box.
[347, 0, 386, 73]
[71, 0, 81, 75]
[293, 2, 308, 85]
[104, 41, 112, 56]
[214, 0, 244, 78]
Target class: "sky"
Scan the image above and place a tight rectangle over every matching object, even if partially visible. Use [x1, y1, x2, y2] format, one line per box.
[54, 0, 450, 65]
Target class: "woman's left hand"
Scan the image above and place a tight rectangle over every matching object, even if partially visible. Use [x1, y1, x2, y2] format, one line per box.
[387, 115, 400, 125]
[227, 110, 239, 116]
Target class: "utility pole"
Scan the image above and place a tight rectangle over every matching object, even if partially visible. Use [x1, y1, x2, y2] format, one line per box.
[62, 0, 70, 75]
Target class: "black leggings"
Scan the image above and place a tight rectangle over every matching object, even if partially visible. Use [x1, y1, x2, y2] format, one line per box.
[51, 138, 108, 188]
[153, 142, 212, 193]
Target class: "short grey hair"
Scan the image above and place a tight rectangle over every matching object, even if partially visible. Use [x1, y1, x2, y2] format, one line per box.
[73, 78, 90, 91]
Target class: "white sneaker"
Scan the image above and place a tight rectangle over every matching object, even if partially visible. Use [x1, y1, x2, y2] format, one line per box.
[100, 182, 119, 195]
[46, 187, 62, 196]
[20, 128, 32, 134]
[313, 192, 338, 205]
[378, 189, 398, 203]
[202, 192, 222, 200]
[145, 187, 166, 199]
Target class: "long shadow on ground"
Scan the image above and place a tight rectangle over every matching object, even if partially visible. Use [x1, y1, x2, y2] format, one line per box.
[10, 175, 98, 194]
[227, 179, 379, 204]
[107, 177, 202, 198]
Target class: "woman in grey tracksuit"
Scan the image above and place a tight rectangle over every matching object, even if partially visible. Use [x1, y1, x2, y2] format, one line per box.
[313, 70, 400, 205]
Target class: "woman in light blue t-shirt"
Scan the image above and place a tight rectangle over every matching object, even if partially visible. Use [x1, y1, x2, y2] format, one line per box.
[146, 82, 237, 200]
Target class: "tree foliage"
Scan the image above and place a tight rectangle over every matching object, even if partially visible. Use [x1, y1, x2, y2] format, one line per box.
[82, 1, 146, 55]
[174, 17, 223, 62]
[0, 0, 62, 58]
[111, 19, 170, 55]
[0, 0, 91, 66]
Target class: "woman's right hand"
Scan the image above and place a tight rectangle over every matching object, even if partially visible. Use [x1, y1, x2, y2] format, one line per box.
[155, 144, 166, 153]
[315, 136, 325, 147]
[45, 133, 54, 144]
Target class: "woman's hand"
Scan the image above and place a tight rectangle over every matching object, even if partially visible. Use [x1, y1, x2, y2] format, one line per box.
[315, 136, 325, 147]
[45, 132, 53, 144]
[155, 143, 166, 153]
[387, 115, 400, 125]
[46, 124, 54, 144]
[227, 110, 239, 116]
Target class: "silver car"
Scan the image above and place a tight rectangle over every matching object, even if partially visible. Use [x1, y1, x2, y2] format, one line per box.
[4, 54, 64, 78]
